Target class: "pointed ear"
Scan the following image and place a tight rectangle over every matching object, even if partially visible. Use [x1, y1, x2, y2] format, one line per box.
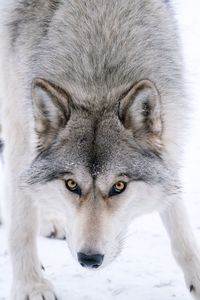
[119, 80, 163, 152]
[32, 78, 71, 149]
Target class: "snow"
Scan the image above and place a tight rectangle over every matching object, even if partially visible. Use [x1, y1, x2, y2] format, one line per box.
[1, 1, 200, 299]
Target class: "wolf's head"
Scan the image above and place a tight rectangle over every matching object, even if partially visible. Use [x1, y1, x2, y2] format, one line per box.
[28, 78, 175, 268]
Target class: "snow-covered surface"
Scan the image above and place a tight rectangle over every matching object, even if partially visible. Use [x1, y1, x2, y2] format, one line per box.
[0, 1, 200, 299]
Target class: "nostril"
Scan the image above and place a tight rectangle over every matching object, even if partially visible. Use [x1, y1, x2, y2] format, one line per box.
[77, 252, 104, 269]
[80, 262, 85, 267]
[93, 264, 100, 269]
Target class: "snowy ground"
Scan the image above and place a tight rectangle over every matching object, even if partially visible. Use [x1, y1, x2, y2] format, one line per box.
[1, 1, 200, 299]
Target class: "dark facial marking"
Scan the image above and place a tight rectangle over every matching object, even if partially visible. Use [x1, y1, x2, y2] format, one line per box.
[190, 285, 195, 293]
[89, 118, 99, 179]
[0, 140, 4, 154]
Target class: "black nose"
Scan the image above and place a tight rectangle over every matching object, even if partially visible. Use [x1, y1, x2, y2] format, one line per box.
[77, 252, 104, 269]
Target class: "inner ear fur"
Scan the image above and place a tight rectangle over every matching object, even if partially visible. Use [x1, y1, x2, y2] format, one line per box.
[32, 78, 71, 150]
[119, 80, 163, 152]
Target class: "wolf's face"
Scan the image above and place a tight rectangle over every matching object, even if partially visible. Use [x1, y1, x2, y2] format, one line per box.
[28, 78, 175, 268]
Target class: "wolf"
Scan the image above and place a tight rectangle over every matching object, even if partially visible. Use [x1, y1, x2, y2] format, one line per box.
[0, 0, 200, 299]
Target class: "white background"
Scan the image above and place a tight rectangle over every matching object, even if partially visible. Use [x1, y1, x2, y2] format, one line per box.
[0, 1, 200, 299]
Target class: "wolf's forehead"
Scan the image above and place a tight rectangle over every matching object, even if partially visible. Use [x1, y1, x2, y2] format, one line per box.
[74, 149, 163, 186]
[74, 129, 165, 184]
[64, 116, 135, 171]
[29, 120, 164, 185]
[66, 136, 154, 182]
[73, 129, 119, 177]
[44, 113, 163, 184]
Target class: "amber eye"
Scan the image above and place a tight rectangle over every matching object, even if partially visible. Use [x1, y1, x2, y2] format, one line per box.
[65, 179, 81, 196]
[66, 179, 77, 190]
[114, 182, 125, 191]
[109, 181, 127, 197]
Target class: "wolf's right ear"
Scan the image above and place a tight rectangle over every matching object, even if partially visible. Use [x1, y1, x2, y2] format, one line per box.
[32, 78, 71, 149]
[119, 80, 163, 152]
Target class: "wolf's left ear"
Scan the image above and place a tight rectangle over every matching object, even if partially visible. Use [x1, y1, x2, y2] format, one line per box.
[32, 78, 71, 149]
[119, 80, 163, 152]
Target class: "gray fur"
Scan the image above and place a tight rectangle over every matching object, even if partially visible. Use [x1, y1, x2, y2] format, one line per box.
[2, 1, 199, 299]
[8, 0, 183, 100]
[5, 0, 184, 187]
[28, 78, 166, 185]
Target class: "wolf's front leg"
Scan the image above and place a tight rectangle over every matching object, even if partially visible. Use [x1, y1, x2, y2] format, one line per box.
[8, 180, 56, 300]
[160, 198, 200, 299]
[39, 189, 67, 240]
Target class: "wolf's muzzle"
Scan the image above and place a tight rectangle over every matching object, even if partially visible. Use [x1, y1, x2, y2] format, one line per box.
[77, 252, 104, 269]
